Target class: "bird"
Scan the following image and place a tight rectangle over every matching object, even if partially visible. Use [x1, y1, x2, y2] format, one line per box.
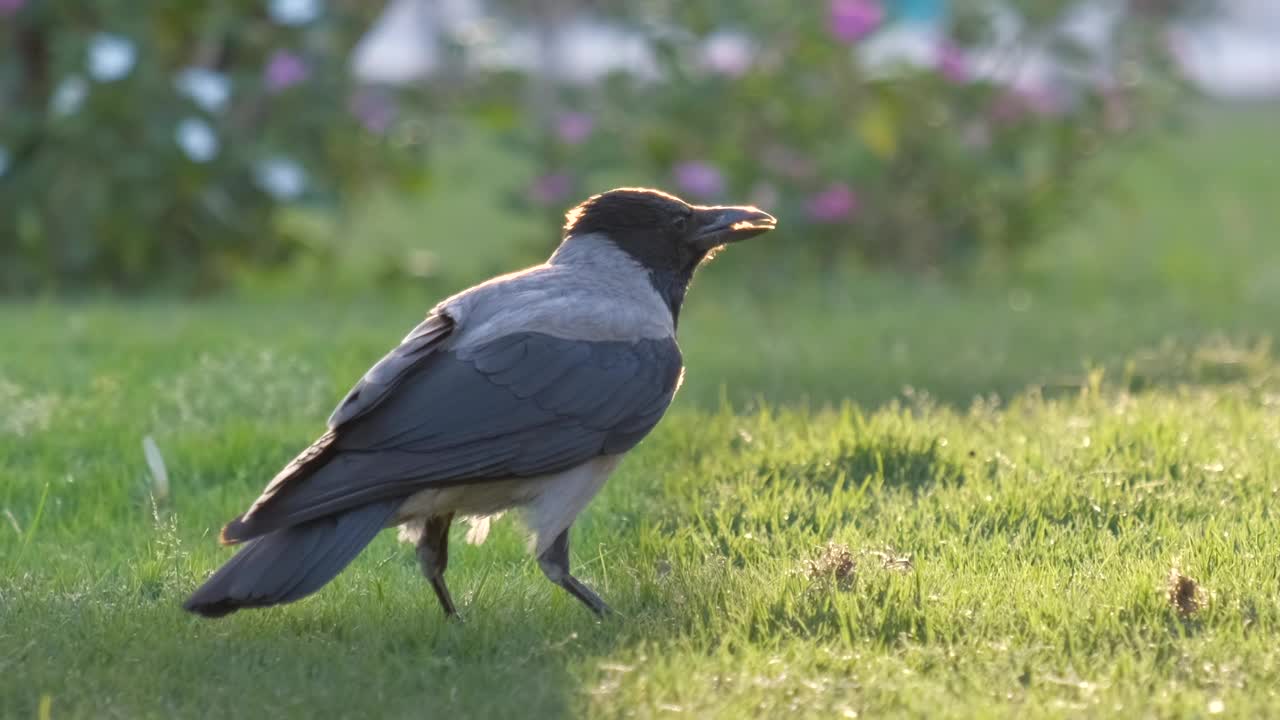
[183, 187, 777, 619]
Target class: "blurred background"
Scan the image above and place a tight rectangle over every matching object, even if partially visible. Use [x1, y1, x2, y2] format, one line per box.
[1, 0, 1277, 406]
[5, 6, 1280, 712]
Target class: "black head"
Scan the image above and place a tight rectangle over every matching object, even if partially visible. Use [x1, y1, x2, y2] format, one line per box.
[562, 187, 776, 322]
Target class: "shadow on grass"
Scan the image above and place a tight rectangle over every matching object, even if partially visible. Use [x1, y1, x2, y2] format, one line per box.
[3, 577, 653, 718]
[759, 436, 965, 495]
[702, 334, 1278, 414]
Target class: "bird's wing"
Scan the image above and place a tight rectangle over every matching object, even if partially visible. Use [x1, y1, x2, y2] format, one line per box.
[330, 312, 456, 429]
[224, 312, 454, 538]
[221, 328, 682, 543]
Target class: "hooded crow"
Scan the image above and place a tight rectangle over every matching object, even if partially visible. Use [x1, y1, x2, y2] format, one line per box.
[184, 187, 776, 619]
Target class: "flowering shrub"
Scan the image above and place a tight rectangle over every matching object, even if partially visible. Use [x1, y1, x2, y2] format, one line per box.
[0, 0, 422, 293]
[526, 0, 1196, 271]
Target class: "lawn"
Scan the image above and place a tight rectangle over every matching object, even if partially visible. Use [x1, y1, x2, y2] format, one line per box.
[2, 109, 1279, 718]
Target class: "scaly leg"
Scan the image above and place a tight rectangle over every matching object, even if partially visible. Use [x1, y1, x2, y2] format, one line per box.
[537, 527, 611, 617]
[416, 513, 458, 617]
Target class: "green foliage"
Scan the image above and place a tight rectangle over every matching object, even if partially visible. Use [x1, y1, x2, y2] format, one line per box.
[525, 0, 1194, 271]
[0, 0, 425, 293]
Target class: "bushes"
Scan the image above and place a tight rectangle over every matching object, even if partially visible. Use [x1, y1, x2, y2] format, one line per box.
[0, 1, 1198, 293]
[0, 0, 423, 293]
[523, 0, 1195, 271]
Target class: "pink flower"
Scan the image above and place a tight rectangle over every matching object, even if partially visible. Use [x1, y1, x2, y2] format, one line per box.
[937, 42, 970, 84]
[530, 173, 573, 206]
[1020, 85, 1064, 116]
[1164, 27, 1190, 67]
[350, 88, 397, 134]
[264, 50, 309, 93]
[673, 161, 725, 199]
[701, 31, 754, 77]
[990, 85, 1064, 126]
[828, 0, 884, 44]
[990, 92, 1028, 126]
[806, 183, 858, 223]
[0, 0, 25, 16]
[555, 112, 594, 145]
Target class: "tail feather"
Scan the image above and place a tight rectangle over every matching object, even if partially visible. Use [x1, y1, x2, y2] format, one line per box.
[184, 500, 400, 618]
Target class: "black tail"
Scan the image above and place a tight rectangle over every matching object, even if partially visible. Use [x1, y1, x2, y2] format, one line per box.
[184, 500, 400, 618]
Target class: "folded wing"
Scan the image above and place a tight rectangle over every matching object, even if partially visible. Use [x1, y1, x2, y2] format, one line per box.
[222, 320, 682, 544]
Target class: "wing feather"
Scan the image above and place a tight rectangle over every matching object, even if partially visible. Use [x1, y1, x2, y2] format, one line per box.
[223, 330, 682, 543]
[327, 313, 454, 429]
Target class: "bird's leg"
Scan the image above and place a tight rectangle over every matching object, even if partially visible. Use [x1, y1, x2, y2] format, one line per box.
[537, 527, 612, 617]
[416, 513, 459, 618]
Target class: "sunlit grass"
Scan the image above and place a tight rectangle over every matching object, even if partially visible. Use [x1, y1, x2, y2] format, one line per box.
[2, 109, 1279, 718]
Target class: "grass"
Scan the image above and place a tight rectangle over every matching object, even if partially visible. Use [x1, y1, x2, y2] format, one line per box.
[2, 108, 1280, 718]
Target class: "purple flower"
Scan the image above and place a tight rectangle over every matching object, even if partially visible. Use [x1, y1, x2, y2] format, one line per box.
[828, 0, 884, 44]
[0, 0, 25, 16]
[264, 50, 309, 93]
[937, 42, 970, 84]
[673, 161, 725, 199]
[349, 88, 397, 134]
[806, 183, 858, 223]
[555, 112, 594, 145]
[530, 173, 573, 206]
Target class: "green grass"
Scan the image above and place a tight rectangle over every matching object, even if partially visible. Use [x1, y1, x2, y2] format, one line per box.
[3, 109, 1280, 718]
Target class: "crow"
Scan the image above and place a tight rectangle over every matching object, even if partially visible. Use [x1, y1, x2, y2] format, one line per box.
[184, 187, 776, 618]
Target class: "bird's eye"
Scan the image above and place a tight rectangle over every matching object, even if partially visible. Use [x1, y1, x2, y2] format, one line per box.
[672, 215, 689, 233]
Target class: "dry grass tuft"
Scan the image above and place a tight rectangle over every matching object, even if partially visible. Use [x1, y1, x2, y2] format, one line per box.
[801, 543, 916, 593]
[804, 542, 858, 591]
[862, 549, 914, 572]
[1166, 567, 1206, 617]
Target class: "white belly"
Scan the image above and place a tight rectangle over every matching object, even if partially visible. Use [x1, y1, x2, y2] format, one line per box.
[392, 455, 621, 555]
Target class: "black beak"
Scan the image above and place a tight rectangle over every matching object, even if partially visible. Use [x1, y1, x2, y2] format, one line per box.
[693, 205, 777, 249]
